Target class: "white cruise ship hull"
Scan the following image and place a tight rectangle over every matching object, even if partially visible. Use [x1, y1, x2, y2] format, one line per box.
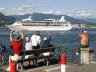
[6, 25, 72, 31]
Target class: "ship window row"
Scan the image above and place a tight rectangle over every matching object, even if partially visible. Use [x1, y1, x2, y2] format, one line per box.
[22, 23, 64, 26]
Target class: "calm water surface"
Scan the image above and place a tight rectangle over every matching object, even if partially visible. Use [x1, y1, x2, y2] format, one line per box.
[0, 28, 96, 50]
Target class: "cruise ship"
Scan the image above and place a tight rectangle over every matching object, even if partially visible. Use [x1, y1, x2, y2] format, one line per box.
[5, 16, 72, 31]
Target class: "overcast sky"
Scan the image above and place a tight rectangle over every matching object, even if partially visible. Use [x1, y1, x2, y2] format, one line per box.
[0, 0, 96, 17]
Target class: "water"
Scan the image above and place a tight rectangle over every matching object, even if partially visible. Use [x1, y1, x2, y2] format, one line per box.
[0, 28, 96, 64]
[0, 28, 96, 50]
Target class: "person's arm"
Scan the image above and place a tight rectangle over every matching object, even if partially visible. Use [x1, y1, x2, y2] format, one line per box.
[19, 31, 24, 39]
[10, 30, 14, 41]
[38, 36, 41, 45]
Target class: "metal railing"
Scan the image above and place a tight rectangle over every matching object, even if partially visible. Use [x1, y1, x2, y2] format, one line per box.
[55, 47, 80, 64]
[2, 46, 96, 66]
[0, 46, 13, 65]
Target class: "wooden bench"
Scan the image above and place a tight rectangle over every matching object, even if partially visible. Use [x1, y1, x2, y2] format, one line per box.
[17, 47, 56, 71]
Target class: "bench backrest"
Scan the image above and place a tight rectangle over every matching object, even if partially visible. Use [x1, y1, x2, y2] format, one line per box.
[19, 47, 56, 56]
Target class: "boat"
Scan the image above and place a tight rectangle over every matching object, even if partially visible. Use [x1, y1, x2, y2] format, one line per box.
[5, 16, 72, 31]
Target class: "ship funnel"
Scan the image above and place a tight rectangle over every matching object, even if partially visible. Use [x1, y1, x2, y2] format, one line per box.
[22, 16, 32, 21]
[59, 16, 66, 22]
[28, 16, 32, 20]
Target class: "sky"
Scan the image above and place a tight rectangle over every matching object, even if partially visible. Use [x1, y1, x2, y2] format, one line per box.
[0, 0, 96, 17]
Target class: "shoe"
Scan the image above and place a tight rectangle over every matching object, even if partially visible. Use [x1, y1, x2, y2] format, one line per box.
[6, 67, 10, 71]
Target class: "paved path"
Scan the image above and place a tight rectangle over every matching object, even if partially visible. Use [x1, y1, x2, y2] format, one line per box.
[21, 63, 96, 72]
[44, 63, 96, 72]
[1, 62, 96, 72]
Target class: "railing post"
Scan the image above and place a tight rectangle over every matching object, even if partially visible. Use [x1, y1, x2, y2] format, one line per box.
[80, 48, 94, 64]
[10, 61, 17, 72]
[61, 52, 66, 72]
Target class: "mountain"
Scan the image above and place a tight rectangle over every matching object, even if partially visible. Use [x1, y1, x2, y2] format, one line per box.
[0, 12, 16, 26]
[82, 18, 96, 24]
[11, 13, 91, 24]
[0, 12, 94, 26]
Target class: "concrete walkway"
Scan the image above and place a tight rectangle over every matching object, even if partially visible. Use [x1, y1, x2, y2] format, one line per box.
[1, 62, 96, 72]
[21, 63, 96, 72]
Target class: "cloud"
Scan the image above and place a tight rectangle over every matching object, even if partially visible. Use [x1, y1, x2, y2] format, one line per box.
[17, 5, 31, 11]
[18, 8, 26, 11]
[55, 11, 63, 15]
[20, 5, 31, 9]
[1, 6, 96, 17]
[42, 10, 54, 14]
[76, 10, 92, 16]
[0, 8, 5, 11]
[62, 10, 93, 17]
[78, 13, 91, 16]
[36, 4, 41, 7]
[0, 4, 51, 15]
[10, 5, 31, 12]
[66, 13, 74, 16]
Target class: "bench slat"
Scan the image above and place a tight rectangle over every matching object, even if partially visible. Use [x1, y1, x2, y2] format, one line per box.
[19, 47, 55, 56]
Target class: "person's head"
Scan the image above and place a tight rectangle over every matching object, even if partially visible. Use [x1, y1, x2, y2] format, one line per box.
[47, 31, 51, 36]
[35, 31, 40, 35]
[43, 37, 48, 41]
[43, 37, 48, 43]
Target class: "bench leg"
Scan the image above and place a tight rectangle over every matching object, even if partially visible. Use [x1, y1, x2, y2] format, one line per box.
[46, 57, 50, 66]
[21, 62, 23, 71]
[44, 57, 48, 66]
[47, 60, 49, 66]
[17, 64, 18, 70]
[34, 59, 38, 65]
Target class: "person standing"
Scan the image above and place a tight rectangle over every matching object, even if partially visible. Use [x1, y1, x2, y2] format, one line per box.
[30, 31, 41, 65]
[46, 31, 51, 47]
[75, 31, 90, 64]
[6, 30, 24, 71]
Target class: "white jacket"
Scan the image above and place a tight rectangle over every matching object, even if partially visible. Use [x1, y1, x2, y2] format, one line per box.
[30, 34, 41, 46]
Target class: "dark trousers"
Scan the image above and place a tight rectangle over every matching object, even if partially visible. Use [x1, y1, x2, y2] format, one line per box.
[33, 45, 40, 65]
